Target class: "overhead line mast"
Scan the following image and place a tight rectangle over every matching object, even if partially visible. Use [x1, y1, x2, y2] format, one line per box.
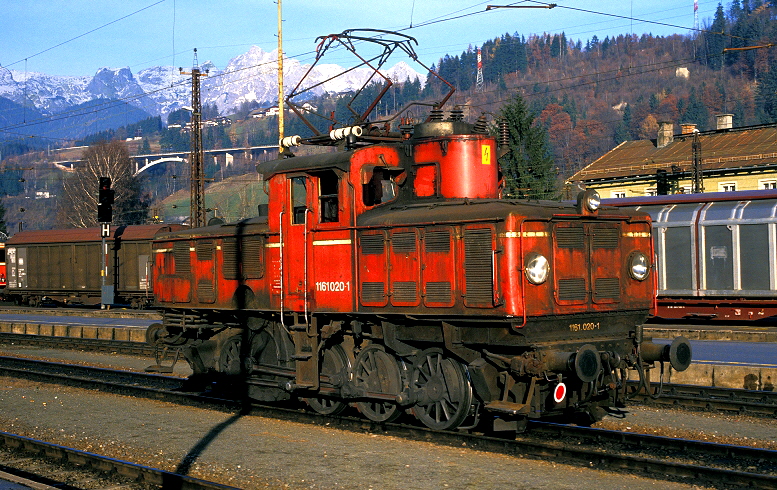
[277, 0, 285, 156]
[180, 48, 208, 228]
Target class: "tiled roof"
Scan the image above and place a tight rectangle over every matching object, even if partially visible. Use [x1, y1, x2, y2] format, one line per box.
[570, 125, 777, 182]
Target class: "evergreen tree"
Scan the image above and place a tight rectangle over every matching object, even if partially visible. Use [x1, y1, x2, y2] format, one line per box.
[0, 201, 7, 236]
[756, 67, 777, 122]
[705, 4, 727, 70]
[497, 94, 559, 200]
[682, 88, 710, 130]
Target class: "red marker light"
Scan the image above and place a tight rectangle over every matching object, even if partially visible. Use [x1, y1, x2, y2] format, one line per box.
[553, 382, 567, 403]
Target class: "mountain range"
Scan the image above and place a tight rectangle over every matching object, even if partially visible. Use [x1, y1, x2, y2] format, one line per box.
[0, 46, 425, 141]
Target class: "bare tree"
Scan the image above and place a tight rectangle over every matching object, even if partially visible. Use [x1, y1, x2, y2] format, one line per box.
[57, 140, 147, 228]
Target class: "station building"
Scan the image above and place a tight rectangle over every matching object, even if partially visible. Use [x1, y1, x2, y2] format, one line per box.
[567, 114, 777, 197]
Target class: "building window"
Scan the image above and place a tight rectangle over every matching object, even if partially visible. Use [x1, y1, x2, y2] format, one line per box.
[719, 182, 737, 192]
[759, 179, 777, 190]
[611, 191, 626, 198]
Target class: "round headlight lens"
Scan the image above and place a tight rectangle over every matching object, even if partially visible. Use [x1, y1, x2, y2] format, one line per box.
[629, 252, 650, 281]
[525, 253, 550, 285]
[585, 189, 601, 212]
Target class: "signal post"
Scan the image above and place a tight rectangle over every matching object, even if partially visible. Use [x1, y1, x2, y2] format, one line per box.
[98, 177, 114, 307]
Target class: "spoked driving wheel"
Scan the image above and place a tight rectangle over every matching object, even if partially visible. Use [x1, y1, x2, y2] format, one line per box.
[306, 343, 350, 415]
[411, 348, 473, 430]
[353, 344, 404, 423]
[218, 335, 243, 376]
[246, 323, 294, 402]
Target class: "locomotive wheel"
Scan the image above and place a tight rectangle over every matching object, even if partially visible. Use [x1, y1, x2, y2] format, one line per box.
[353, 344, 404, 423]
[411, 348, 473, 430]
[246, 323, 293, 402]
[218, 335, 243, 376]
[305, 343, 350, 415]
[145, 323, 164, 345]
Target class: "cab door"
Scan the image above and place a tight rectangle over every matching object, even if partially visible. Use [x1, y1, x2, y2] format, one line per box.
[281, 174, 312, 314]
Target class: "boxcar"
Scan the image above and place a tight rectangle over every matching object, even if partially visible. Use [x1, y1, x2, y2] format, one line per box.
[5, 224, 184, 307]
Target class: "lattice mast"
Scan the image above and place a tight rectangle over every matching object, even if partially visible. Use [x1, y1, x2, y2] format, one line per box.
[476, 48, 484, 92]
[691, 130, 704, 193]
[180, 49, 208, 228]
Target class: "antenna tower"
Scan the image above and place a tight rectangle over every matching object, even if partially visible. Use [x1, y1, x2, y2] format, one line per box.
[694, 0, 699, 33]
[180, 48, 208, 228]
[476, 48, 484, 92]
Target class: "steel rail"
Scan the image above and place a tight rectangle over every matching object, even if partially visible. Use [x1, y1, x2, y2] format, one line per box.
[0, 332, 155, 356]
[627, 380, 777, 416]
[1, 355, 776, 487]
[0, 431, 238, 490]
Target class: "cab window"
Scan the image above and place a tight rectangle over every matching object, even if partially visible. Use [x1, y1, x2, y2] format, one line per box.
[290, 176, 307, 224]
[318, 170, 339, 223]
[363, 167, 399, 207]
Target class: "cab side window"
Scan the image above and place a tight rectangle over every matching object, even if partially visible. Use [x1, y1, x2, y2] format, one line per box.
[291, 176, 307, 224]
[318, 170, 339, 223]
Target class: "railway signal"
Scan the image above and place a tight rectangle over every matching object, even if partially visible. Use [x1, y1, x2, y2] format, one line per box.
[97, 177, 114, 223]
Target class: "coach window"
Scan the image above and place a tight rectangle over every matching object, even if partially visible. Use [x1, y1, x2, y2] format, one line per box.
[317, 170, 339, 223]
[290, 176, 307, 224]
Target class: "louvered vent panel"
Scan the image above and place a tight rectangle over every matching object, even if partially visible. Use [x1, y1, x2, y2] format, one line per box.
[222, 239, 238, 280]
[242, 238, 264, 278]
[594, 278, 621, 301]
[464, 229, 493, 305]
[393, 281, 417, 303]
[392, 232, 416, 253]
[425, 230, 451, 253]
[360, 234, 385, 255]
[197, 279, 215, 303]
[425, 281, 452, 303]
[556, 227, 585, 248]
[592, 228, 619, 249]
[196, 240, 214, 261]
[173, 242, 191, 274]
[558, 278, 587, 301]
[361, 282, 385, 303]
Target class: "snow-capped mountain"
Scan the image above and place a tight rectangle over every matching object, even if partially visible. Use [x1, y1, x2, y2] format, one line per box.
[1, 46, 426, 123]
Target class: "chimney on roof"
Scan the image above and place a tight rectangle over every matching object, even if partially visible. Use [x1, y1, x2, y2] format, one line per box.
[680, 123, 697, 135]
[657, 121, 674, 148]
[716, 114, 733, 131]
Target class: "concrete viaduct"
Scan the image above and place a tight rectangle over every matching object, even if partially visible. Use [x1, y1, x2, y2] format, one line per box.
[52, 145, 278, 176]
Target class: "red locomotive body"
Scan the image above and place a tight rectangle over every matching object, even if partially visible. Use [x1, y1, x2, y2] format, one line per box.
[150, 117, 690, 430]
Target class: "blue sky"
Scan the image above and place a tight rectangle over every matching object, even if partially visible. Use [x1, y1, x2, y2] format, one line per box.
[2, 1, 716, 77]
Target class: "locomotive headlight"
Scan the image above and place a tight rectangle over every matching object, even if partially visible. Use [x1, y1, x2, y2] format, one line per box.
[525, 253, 550, 285]
[629, 252, 650, 281]
[584, 189, 601, 212]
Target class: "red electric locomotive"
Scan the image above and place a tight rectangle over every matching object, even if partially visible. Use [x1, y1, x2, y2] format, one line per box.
[147, 30, 691, 431]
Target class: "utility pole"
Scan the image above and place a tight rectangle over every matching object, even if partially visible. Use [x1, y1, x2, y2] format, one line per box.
[277, 0, 285, 155]
[180, 48, 208, 228]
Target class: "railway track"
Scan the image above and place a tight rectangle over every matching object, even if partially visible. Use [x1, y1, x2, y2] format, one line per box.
[627, 380, 777, 417]
[0, 430, 238, 489]
[1, 355, 776, 488]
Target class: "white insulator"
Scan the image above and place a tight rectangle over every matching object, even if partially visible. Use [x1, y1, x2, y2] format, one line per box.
[329, 126, 363, 140]
[280, 135, 302, 148]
